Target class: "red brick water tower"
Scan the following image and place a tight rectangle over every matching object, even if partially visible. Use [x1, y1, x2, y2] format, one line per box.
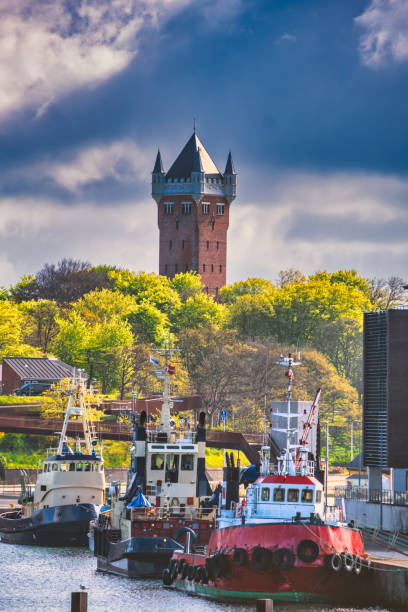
[151, 132, 237, 296]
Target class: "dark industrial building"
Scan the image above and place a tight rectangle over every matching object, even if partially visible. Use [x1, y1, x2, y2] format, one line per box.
[2, 357, 74, 395]
[363, 310, 408, 491]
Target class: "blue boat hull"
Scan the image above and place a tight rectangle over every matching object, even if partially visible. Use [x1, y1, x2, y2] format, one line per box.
[0, 504, 98, 547]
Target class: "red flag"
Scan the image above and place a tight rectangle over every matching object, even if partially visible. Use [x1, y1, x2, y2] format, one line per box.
[166, 364, 175, 375]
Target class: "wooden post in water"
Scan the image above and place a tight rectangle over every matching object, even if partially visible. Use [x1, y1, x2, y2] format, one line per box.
[256, 599, 273, 612]
[71, 591, 87, 612]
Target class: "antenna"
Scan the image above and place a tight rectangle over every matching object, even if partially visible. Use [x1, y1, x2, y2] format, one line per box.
[193, 117, 196, 133]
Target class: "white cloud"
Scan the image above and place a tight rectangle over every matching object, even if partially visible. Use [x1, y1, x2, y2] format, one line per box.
[355, 0, 408, 67]
[276, 33, 296, 45]
[0, 0, 193, 121]
[45, 140, 153, 191]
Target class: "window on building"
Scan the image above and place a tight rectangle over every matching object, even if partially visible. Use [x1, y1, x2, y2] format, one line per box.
[182, 202, 191, 214]
[316, 490, 322, 503]
[301, 489, 314, 503]
[182, 240, 185, 249]
[273, 488, 285, 502]
[185, 264, 188, 271]
[211, 264, 214, 272]
[151, 454, 164, 470]
[169, 240, 172, 250]
[261, 487, 270, 501]
[206, 240, 210, 250]
[202, 202, 210, 214]
[287, 489, 299, 503]
[203, 264, 206, 272]
[216, 241, 219, 250]
[181, 454, 194, 471]
[217, 204, 224, 215]
[164, 202, 174, 214]
[215, 287, 219, 296]
[219, 265, 222, 273]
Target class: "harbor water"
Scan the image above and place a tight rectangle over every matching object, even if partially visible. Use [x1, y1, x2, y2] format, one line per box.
[0, 543, 390, 612]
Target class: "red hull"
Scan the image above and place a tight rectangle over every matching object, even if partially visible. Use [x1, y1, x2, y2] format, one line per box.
[167, 523, 370, 604]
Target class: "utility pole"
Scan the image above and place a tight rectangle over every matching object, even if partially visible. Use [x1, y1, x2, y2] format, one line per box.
[350, 421, 354, 462]
[325, 421, 329, 505]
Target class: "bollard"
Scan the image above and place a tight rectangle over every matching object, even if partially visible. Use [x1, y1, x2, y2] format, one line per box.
[256, 599, 273, 612]
[71, 591, 88, 612]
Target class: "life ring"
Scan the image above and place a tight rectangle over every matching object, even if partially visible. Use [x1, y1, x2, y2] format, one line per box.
[273, 548, 295, 570]
[297, 539, 319, 563]
[342, 552, 355, 572]
[251, 546, 271, 571]
[233, 547, 247, 566]
[329, 553, 343, 572]
[162, 568, 173, 586]
[170, 497, 180, 508]
[354, 555, 362, 576]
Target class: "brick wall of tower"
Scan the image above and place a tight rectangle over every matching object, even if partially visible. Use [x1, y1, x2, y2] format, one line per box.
[157, 194, 229, 295]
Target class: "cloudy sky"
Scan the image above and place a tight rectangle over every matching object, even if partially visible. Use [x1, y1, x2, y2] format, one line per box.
[1, 0, 408, 287]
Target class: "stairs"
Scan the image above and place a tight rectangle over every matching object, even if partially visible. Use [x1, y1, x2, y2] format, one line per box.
[360, 526, 408, 555]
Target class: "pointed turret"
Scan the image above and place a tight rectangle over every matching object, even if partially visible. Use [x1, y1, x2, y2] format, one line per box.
[153, 149, 164, 174]
[224, 151, 236, 175]
[192, 145, 204, 173]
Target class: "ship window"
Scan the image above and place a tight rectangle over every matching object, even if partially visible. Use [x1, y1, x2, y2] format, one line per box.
[52, 463, 58, 471]
[273, 488, 285, 502]
[165, 454, 179, 483]
[301, 489, 313, 503]
[76, 463, 83, 472]
[151, 454, 165, 470]
[181, 454, 194, 471]
[316, 490, 322, 503]
[43, 463, 48, 472]
[84, 463, 91, 472]
[60, 464, 68, 472]
[287, 489, 299, 502]
[261, 487, 270, 501]
[92, 463, 98, 471]
[69, 462, 75, 472]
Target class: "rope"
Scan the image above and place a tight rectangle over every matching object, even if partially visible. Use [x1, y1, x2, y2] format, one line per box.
[298, 521, 408, 573]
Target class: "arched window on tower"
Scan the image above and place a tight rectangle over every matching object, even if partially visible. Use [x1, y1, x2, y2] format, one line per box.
[211, 264, 214, 273]
[182, 240, 185, 250]
[169, 240, 173, 250]
[206, 240, 210, 250]
[216, 241, 219, 250]
[219, 265, 222, 273]
[203, 264, 206, 272]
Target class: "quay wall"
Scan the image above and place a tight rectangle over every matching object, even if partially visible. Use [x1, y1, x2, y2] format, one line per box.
[338, 498, 408, 533]
[371, 561, 408, 610]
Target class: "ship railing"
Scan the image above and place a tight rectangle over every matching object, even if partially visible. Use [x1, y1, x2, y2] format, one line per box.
[130, 506, 215, 521]
[145, 428, 197, 444]
[334, 486, 408, 507]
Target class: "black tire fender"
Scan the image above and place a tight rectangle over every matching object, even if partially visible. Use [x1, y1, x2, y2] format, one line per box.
[329, 553, 343, 572]
[162, 568, 173, 586]
[342, 552, 355, 572]
[182, 563, 189, 579]
[354, 555, 362, 575]
[187, 565, 196, 581]
[251, 546, 271, 571]
[297, 539, 319, 563]
[273, 547, 295, 570]
[233, 547, 247, 566]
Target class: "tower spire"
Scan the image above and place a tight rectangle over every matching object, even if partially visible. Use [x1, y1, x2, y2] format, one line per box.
[152, 149, 164, 174]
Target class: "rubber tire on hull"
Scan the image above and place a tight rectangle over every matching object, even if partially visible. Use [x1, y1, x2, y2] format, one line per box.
[187, 565, 196, 581]
[354, 555, 362, 575]
[328, 553, 343, 572]
[251, 546, 271, 571]
[182, 563, 189, 579]
[273, 548, 295, 571]
[297, 539, 319, 563]
[162, 568, 173, 586]
[342, 552, 355, 572]
[233, 547, 247, 567]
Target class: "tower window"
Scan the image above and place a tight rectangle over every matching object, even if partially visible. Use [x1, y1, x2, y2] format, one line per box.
[202, 202, 210, 215]
[216, 287, 219, 296]
[169, 240, 173, 250]
[182, 202, 191, 214]
[217, 204, 224, 215]
[211, 264, 214, 273]
[206, 240, 210, 250]
[164, 202, 174, 214]
[182, 240, 185, 250]
[216, 241, 219, 250]
[219, 265, 222, 273]
[203, 264, 206, 272]
[185, 264, 188, 271]
[176, 220, 179, 230]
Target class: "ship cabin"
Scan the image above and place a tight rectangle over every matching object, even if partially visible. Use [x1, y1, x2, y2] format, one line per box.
[245, 475, 325, 522]
[33, 449, 105, 510]
[146, 440, 199, 510]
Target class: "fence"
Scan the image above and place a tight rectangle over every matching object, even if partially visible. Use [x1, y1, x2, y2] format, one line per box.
[335, 486, 408, 507]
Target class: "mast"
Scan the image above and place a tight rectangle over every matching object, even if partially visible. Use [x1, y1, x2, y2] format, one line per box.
[274, 352, 301, 476]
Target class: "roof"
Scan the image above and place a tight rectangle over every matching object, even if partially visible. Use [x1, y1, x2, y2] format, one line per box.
[3, 357, 75, 381]
[224, 151, 236, 174]
[347, 454, 366, 470]
[255, 475, 320, 486]
[166, 133, 222, 180]
[152, 149, 164, 173]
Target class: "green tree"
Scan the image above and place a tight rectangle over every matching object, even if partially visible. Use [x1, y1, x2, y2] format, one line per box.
[220, 277, 277, 304]
[126, 302, 167, 344]
[226, 293, 275, 339]
[0, 300, 40, 359]
[19, 300, 61, 353]
[109, 270, 181, 315]
[74, 288, 136, 323]
[174, 293, 225, 332]
[9, 274, 38, 303]
[170, 271, 204, 301]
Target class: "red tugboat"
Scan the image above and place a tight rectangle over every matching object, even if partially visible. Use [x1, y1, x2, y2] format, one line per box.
[163, 354, 369, 605]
